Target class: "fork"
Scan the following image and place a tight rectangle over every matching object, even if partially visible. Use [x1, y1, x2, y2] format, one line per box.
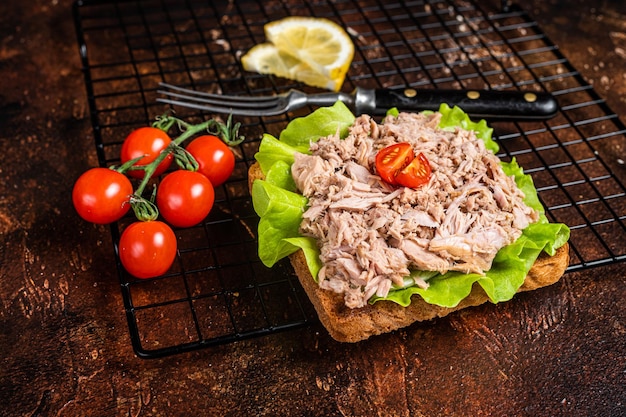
[157, 82, 353, 117]
[156, 82, 559, 120]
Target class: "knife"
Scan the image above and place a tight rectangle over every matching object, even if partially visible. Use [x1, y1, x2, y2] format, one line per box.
[356, 87, 558, 120]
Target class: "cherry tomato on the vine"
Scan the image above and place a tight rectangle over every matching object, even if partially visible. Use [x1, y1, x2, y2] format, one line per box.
[120, 126, 173, 179]
[118, 221, 177, 279]
[156, 170, 215, 228]
[185, 135, 235, 187]
[72, 167, 133, 224]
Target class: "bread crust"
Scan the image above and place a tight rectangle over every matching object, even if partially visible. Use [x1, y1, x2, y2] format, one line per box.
[249, 162, 569, 342]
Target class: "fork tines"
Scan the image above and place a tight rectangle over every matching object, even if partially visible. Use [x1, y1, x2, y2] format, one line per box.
[156, 82, 288, 116]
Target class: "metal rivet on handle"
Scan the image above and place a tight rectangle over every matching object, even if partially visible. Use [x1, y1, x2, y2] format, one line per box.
[404, 88, 417, 98]
[524, 92, 538, 102]
[467, 90, 480, 99]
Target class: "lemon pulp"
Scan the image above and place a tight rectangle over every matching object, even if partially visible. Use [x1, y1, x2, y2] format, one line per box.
[241, 17, 354, 92]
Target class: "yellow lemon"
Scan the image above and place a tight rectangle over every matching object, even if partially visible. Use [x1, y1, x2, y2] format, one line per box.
[241, 43, 343, 91]
[241, 17, 354, 91]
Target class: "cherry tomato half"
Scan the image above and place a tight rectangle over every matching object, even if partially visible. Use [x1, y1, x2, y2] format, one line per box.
[72, 167, 133, 224]
[375, 143, 414, 185]
[120, 126, 173, 179]
[118, 221, 177, 279]
[185, 135, 235, 187]
[395, 152, 432, 188]
[375, 143, 432, 189]
[156, 170, 215, 228]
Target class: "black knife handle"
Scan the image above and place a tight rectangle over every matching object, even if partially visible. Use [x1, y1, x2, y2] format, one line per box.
[373, 88, 559, 120]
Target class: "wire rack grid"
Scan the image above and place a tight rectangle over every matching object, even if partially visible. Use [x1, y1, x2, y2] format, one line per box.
[73, 0, 626, 358]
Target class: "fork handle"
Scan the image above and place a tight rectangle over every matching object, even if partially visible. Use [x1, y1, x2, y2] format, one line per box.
[363, 87, 558, 120]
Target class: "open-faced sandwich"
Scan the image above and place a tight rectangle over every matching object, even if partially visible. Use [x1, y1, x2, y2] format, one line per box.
[249, 102, 570, 342]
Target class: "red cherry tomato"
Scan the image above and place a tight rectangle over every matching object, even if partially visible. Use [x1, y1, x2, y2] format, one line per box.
[72, 167, 133, 224]
[120, 126, 173, 179]
[375, 143, 414, 185]
[395, 152, 432, 188]
[156, 170, 215, 228]
[375, 143, 432, 188]
[185, 135, 235, 187]
[118, 221, 177, 279]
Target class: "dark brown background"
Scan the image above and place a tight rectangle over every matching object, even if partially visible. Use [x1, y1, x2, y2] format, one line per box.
[1, 0, 625, 416]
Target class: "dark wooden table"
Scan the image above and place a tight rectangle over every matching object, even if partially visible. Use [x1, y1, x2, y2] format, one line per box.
[1, 1, 625, 416]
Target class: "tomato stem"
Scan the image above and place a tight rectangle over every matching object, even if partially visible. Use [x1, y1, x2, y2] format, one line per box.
[111, 155, 145, 174]
[161, 114, 243, 146]
[214, 114, 244, 146]
[172, 145, 199, 171]
[153, 113, 178, 132]
[129, 194, 159, 222]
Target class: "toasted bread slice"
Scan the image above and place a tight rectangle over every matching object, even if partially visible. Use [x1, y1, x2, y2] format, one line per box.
[248, 162, 570, 342]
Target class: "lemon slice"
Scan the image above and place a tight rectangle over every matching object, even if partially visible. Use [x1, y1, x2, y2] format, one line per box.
[264, 17, 354, 80]
[241, 43, 342, 91]
[241, 17, 354, 91]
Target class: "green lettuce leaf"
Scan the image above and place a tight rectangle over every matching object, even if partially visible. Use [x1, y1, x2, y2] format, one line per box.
[283, 236, 324, 280]
[265, 159, 297, 192]
[278, 101, 356, 150]
[251, 179, 308, 267]
[251, 102, 570, 308]
[437, 103, 496, 152]
[254, 133, 300, 175]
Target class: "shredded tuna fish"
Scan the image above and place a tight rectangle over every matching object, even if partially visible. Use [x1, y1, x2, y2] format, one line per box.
[292, 112, 539, 309]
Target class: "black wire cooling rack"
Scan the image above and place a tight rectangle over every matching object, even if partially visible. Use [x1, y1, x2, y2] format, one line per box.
[73, 0, 626, 358]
